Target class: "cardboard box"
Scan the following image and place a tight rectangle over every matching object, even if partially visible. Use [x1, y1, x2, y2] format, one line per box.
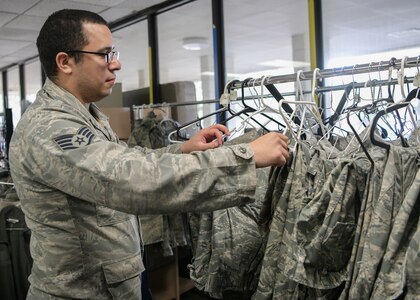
[100, 107, 131, 140]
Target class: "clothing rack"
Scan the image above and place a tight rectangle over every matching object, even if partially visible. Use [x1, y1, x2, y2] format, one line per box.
[316, 76, 414, 93]
[229, 55, 420, 88]
[234, 76, 415, 99]
[131, 76, 416, 109]
[131, 55, 419, 125]
[132, 99, 220, 110]
[131, 96, 279, 111]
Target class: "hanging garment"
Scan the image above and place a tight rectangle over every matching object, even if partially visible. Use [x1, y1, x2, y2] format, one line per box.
[370, 167, 420, 298]
[0, 201, 32, 300]
[338, 148, 387, 299]
[254, 146, 297, 300]
[254, 136, 384, 300]
[253, 126, 420, 300]
[254, 141, 352, 300]
[188, 129, 271, 299]
[404, 206, 420, 298]
[127, 111, 190, 255]
[349, 145, 419, 299]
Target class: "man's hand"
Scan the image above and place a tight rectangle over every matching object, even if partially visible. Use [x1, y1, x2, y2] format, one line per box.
[181, 124, 230, 153]
[249, 132, 289, 168]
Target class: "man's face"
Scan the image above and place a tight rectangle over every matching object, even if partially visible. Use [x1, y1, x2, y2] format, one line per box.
[71, 22, 121, 104]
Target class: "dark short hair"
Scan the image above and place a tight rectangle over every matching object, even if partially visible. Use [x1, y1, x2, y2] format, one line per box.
[36, 9, 108, 80]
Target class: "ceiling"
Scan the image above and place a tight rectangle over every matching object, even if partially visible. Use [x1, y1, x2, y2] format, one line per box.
[1, 0, 420, 94]
[0, 0, 168, 70]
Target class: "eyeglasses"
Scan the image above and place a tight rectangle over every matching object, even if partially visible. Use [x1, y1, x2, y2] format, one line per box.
[66, 50, 120, 63]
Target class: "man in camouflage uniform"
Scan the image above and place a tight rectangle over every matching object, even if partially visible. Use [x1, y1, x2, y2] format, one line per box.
[8, 9, 289, 299]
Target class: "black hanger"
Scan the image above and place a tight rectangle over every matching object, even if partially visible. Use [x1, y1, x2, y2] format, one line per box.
[175, 80, 251, 140]
[174, 78, 275, 139]
[346, 110, 374, 166]
[404, 87, 419, 121]
[351, 100, 390, 139]
[234, 78, 285, 132]
[327, 83, 354, 126]
[221, 79, 264, 129]
[265, 84, 302, 126]
[369, 102, 411, 150]
[175, 106, 229, 140]
[381, 65, 410, 144]
[405, 87, 420, 102]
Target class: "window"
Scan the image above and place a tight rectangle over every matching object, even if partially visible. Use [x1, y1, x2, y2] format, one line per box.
[0, 73, 3, 115]
[113, 21, 149, 93]
[224, 0, 310, 80]
[224, 0, 311, 132]
[158, 0, 213, 100]
[157, 0, 214, 126]
[7, 67, 21, 128]
[25, 59, 42, 106]
[323, 0, 420, 69]
[322, 0, 420, 130]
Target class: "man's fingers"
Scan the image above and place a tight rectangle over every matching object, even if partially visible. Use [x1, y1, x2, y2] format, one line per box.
[212, 129, 225, 145]
[211, 124, 230, 136]
[249, 132, 290, 168]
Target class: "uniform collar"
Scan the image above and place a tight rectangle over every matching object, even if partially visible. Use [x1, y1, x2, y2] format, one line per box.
[43, 78, 110, 124]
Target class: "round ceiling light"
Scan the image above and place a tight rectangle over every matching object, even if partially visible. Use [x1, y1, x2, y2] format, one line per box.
[182, 37, 209, 51]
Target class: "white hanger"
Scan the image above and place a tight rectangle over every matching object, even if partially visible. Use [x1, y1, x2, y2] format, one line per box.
[398, 56, 408, 99]
[413, 56, 420, 88]
[276, 70, 328, 151]
[311, 68, 321, 105]
[168, 79, 239, 144]
[310, 68, 327, 137]
[233, 76, 278, 128]
[224, 75, 284, 139]
[377, 61, 384, 99]
[364, 62, 376, 101]
[0, 181, 14, 186]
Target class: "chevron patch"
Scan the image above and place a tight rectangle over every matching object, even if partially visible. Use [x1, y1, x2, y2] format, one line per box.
[53, 126, 95, 151]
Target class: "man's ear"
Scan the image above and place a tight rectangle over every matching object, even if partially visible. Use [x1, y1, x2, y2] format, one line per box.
[56, 52, 73, 75]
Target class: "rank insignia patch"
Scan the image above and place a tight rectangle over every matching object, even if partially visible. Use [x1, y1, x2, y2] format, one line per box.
[54, 127, 95, 151]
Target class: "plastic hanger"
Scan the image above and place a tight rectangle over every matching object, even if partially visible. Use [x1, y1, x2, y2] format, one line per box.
[265, 84, 302, 126]
[405, 57, 420, 103]
[277, 70, 324, 146]
[233, 76, 280, 131]
[397, 56, 408, 100]
[369, 101, 414, 150]
[310, 68, 327, 137]
[235, 76, 285, 132]
[346, 109, 374, 166]
[168, 79, 240, 143]
[387, 57, 397, 101]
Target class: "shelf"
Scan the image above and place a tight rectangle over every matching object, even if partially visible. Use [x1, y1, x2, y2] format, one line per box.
[179, 277, 194, 295]
[153, 290, 175, 300]
[148, 248, 195, 300]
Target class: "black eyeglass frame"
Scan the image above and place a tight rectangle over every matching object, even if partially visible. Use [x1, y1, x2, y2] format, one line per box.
[65, 50, 120, 63]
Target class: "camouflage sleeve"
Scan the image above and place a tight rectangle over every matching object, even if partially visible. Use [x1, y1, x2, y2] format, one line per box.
[17, 117, 256, 215]
[132, 143, 183, 155]
[118, 138, 183, 155]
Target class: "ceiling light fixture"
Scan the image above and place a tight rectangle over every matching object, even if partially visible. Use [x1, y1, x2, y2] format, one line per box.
[387, 28, 420, 38]
[182, 37, 209, 51]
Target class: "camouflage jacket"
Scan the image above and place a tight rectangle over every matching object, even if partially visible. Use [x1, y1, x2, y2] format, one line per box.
[9, 79, 257, 299]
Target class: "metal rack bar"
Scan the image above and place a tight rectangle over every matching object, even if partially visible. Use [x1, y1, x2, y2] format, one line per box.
[132, 99, 220, 110]
[230, 55, 420, 89]
[316, 76, 414, 93]
[132, 76, 415, 112]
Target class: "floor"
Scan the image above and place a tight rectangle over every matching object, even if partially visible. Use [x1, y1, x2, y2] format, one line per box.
[181, 288, 217, 300]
